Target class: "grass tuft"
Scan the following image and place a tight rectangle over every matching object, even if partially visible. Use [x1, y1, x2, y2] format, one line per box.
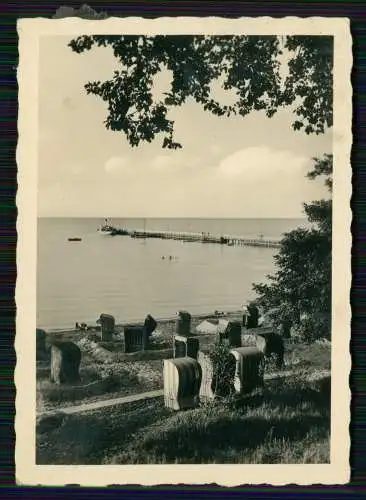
[36, 331, 331, 465]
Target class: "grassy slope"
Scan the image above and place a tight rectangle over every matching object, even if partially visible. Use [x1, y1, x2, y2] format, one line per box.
[36, 314, 240, 412]
[37, 342, 331, 465]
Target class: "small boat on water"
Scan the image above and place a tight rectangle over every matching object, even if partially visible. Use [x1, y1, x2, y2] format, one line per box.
[68, 237, 82, 242]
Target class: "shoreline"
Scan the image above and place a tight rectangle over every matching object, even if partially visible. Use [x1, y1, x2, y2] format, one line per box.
[44, 308, 247, 335]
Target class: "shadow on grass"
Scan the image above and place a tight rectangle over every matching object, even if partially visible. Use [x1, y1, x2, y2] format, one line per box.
[38, 367, 143, 405]
[115, 348, 172, 362]
[128, 413, 329, 464]
[106, 377, 330, 464]
[36, 397, 168, 465]
[233, 381, 330, 414]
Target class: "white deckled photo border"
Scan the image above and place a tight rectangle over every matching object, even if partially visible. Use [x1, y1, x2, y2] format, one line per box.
[15, 16, 352, 486]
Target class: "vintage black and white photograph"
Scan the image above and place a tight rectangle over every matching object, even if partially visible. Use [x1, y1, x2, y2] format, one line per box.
[16, 17, 351, 486]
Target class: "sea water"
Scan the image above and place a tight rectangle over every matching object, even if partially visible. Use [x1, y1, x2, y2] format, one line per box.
[37, 218, 306, 329]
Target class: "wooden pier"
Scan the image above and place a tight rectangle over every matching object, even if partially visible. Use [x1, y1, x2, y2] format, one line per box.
[127, 229, 281, 249]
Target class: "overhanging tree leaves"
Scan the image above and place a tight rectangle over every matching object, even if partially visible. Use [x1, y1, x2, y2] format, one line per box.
[68, 34, 334, 342]
[68, 35, 333, 148]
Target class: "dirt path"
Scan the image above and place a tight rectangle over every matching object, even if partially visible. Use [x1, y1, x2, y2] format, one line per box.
[39, 367, 330, 418]
[39, 372, 291, 417]
[40, 389, 164, 417]
[40, 375, 284, 418]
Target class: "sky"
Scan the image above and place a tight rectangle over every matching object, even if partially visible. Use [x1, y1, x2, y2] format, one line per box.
[38, 36, 332, 218]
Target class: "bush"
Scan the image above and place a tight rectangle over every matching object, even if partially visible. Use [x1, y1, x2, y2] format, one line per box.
[207, 342, 236, 397]
[292, 314, 331, 344]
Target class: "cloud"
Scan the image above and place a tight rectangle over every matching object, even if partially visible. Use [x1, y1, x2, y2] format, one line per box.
[150, 153, 195, 173]
[216, 146, 309, 182]
[210, 143, 222, 156]
[150, 155, 174, 171]
[104, 156, 128, 174]
[198, 145, 328, 217]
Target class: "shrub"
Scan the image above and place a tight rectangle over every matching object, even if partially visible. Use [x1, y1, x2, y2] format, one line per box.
[292, 314, 331, 344]
[207, 342, 236, 397]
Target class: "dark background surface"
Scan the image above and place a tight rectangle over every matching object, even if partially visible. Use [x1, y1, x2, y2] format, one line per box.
[0, 0, 364, 495]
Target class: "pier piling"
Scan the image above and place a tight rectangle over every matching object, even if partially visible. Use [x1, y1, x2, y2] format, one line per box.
[127, 229, 280, 248]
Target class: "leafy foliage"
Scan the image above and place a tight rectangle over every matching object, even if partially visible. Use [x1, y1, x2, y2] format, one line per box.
[280, 37, 333, 135]
[68, 35, 333, 148]
[253, 154, 332, 342]
[208, 342, 236, 397]
[67, 34, 334, 342]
